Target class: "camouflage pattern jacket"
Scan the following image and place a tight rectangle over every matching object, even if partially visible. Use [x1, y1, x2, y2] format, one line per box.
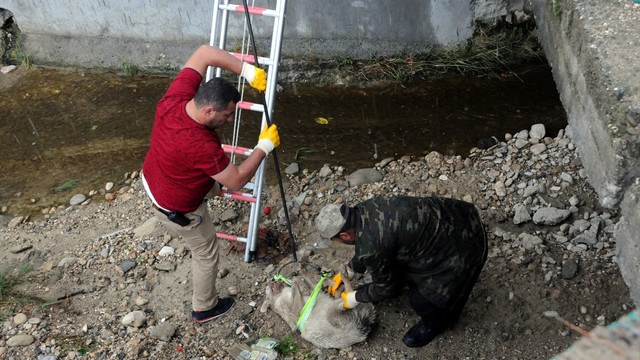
[350, 196, 487, 308]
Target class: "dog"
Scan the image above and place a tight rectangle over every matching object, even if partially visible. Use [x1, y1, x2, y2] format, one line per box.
[261, 273, 376, 349]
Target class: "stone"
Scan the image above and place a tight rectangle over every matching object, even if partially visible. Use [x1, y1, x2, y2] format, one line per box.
[69, 193, 87, 206]
[121, 310, 146, 328]
[6, 334, 35, 346]
[1, 65, 17, 74]
[149, 322, 176, 341]
[532, 207, 571, 226]
[529, 124, 546, 140]
[513, 204, 532, 225]
[285, 162, 299, 175]
[158, 246, 174, 257]
[13, 313, 27, 325]
[346, 168, 383, 187]
[133, 217, 158, 237]
[561, 259, 579, 279]
[119, 260, 137, 274]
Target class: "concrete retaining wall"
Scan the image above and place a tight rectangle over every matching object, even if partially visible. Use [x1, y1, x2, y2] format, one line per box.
[530, 0, 640, 304]
[1, 0, 523, 69]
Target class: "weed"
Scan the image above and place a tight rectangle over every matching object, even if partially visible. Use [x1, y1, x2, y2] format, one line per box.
[11, 42, 31, 67]
[0, 264, 32, 321]
[54, 179, 79, 192]
[274, 333, 298, 356]
[123, 62, 138, 76]
[56, 335, 95, 355]
[552, 0, 563, 18]
[344, 19, 543, 83]
[0, 266, 19, 301]
[294, 146, 317, 161]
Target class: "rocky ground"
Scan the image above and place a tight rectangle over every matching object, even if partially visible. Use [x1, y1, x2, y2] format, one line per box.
[0, 123, 636, 360]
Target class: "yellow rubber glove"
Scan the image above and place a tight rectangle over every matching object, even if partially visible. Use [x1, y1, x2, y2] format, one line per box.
[255, 124, 280, 155]
[341, 291, 359, 309]
[240, 63, 267, 91]
[327, 273, 343, 297]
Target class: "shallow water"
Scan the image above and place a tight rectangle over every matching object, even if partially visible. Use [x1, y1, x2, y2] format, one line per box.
[0, 65, 566, 218]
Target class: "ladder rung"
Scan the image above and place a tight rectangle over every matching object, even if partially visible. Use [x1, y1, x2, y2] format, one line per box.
[219, 189, 257, 203]
[238, 100, 264, 112]
[231, 53, 274, 66]
[222, 144, 253, 156]
[216, 232, 247, 242]
[219, 4, 280, 17]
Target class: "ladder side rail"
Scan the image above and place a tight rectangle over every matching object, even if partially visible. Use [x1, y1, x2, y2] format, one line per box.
[244, 0, 287, 260]
[264, 0, 286, 119]
[206, 0, 222, 81]
[245, 157, 267, 260]
[215, 0, 232, 78]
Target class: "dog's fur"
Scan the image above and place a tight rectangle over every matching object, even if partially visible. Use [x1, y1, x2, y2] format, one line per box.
[261, 274, 376, 349]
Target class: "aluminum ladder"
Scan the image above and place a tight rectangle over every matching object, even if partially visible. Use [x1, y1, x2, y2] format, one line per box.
[205, 0, 287, 262]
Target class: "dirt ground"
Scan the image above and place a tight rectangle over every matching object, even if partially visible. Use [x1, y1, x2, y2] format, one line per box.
[1, 113, 637, 360]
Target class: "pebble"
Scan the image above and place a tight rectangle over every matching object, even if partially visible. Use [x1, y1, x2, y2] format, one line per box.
[121, 311, 146, 328]
[6, 334, 35, 346]
[69, 194, 87, 206]
[13, 313, 27, 325]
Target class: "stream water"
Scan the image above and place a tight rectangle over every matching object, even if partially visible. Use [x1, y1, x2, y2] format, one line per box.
[0, 65, 566, 218]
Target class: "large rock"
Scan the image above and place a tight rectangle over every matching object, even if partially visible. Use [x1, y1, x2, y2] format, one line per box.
[347, 168, 383, 187]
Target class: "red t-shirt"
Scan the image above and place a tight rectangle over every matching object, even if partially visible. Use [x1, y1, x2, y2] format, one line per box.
[142, 68, 230, 212]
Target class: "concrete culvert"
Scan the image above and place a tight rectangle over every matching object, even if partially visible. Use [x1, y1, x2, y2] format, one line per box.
[1, 8, 18, 64]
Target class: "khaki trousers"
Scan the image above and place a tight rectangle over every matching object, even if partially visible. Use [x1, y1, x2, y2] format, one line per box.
[153, 201, 220, 311]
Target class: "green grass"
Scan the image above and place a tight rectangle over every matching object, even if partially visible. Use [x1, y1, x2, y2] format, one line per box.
[54, 179, 79, 192]
[0, 264, 32, 321]
[343, 19, 544, 83]
[294, 146, 318, 161]
[273, 333, 298, 356]
[123, 62, 138, 76]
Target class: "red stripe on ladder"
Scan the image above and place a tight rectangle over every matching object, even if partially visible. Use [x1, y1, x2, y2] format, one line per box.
[232, 5, 267, 15]
[237, 100, 263, 112]
[220, 189, 257, 203]
[222, 144, 252, 156]
[232, 53, 257, 63]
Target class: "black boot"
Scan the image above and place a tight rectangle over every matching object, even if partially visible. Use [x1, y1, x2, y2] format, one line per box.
[402, 319, 446, 347]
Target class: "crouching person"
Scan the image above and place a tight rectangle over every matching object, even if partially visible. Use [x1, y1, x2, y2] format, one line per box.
[315, 196, 487, 347]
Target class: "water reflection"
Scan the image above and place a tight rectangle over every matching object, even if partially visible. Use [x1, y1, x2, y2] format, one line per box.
[0, 65, 566, 218]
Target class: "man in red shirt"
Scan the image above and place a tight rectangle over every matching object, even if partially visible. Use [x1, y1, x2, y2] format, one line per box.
[142, 45, 280, 323]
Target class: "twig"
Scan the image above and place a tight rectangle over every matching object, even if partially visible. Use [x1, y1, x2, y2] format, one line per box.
[56, 289, 86, 301]
[543, 311, 627, 356]
[11, 245, 33, 254]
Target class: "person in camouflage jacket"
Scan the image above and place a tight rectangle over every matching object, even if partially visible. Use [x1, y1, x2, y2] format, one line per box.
[316, 196, 487, 347]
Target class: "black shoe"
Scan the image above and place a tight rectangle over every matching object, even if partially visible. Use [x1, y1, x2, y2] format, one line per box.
[192, 297, 235, 323]
[402, 320, 446, 347]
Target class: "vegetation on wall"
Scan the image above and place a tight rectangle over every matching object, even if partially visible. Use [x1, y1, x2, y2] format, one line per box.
[340, 17, 545, 83]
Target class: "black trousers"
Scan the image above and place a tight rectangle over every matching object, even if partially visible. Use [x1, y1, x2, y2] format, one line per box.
[407, 261, 485, 328]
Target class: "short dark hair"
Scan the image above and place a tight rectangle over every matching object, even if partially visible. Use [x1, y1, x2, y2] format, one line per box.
[193, 78, 241, 110]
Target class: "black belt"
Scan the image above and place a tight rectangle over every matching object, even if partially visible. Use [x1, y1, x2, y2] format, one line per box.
[152, 204, 191, 226]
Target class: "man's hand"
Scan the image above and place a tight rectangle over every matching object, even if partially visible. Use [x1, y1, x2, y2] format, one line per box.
[346, 265, 362, 281]
[255, 124, 280, 155]
[241, 63, 267, 91]
[341, 291, 359, 309]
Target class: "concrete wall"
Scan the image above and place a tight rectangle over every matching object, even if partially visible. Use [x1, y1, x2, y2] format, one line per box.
[529, 0, 640, 304]
[0, 0, 523, 69]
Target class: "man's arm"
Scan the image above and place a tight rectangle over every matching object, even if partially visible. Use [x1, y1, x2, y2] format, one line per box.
[212, 148, 267, 191]
[212, 124, 280, 191]
[183, 45, 266, 91]
[183, 45, 243, 78]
